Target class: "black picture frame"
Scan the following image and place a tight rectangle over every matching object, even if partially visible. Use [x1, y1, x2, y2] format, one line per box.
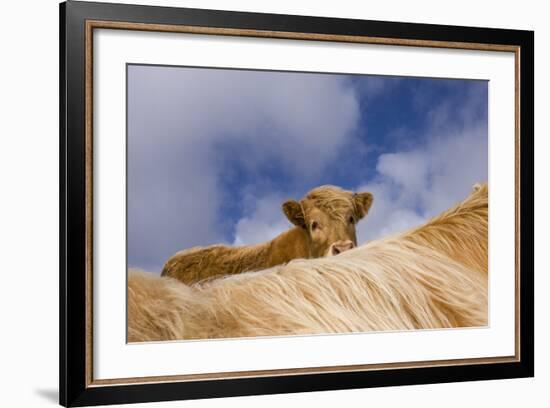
[60, 1, 534, 406]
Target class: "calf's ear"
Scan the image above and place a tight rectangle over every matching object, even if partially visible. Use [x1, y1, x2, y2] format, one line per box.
[282, 200, 306, 228]
[354, 192, 373, 220]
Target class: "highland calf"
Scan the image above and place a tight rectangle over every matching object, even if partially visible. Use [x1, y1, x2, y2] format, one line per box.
[129, 183, 488, 342]
[161, 185, 374, 284]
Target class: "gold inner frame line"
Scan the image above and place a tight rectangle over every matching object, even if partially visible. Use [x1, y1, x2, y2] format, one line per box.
[84, 19, 521, 388]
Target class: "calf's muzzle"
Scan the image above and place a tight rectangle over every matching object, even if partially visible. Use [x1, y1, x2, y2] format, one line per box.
[330, 240, 355, 256]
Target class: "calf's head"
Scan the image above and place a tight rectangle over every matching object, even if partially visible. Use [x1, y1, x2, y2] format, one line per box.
[282, 186, 373, 257]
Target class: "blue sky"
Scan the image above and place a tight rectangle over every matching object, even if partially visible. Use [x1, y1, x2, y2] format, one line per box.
[127, 65, 488, 272]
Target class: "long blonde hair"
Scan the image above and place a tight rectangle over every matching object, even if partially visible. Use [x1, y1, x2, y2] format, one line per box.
[128, 184, 488, 342]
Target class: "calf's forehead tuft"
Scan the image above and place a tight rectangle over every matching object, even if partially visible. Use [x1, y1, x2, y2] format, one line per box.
[303, 185, 356, 221]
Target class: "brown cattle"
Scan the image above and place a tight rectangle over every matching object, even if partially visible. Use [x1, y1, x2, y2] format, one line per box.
[128, 183, 488, 342]
[161, 185, 373, 284]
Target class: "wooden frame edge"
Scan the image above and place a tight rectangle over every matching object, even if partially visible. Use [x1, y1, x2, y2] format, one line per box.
[87, 19, 520, 52]
[88, 355, 520, 387]
[83, 19, 523, 388]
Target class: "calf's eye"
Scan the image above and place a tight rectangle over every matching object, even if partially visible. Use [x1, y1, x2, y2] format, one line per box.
[311, 221, 319, 231]
[349, 216, 355, 224]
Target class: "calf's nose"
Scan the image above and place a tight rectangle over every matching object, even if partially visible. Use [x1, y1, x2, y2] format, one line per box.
[331, 240, 355, 255]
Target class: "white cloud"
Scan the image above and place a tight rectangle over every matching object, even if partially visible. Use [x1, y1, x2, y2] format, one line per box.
[232, 194, 291, 246]
[376, 150, 429, 202]
[356, 181, 427, 243]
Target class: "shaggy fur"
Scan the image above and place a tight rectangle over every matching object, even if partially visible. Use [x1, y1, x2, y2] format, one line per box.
[128, 184, 488, 342]
[161, 185, 373, 284]
[404, 183, 488, 275]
